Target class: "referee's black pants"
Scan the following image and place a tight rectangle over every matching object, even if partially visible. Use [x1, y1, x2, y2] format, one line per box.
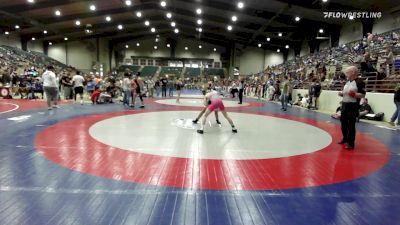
[238, 89, 243, 103]
[340, 102, 359, 147]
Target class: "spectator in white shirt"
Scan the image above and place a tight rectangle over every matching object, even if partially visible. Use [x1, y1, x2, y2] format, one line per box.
[122, 73, 131, 106]
[42, 65, 59, 110]
[72, 71, 85, 104]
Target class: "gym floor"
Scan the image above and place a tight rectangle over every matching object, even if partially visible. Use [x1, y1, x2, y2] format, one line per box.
[0, 92, 399, 225]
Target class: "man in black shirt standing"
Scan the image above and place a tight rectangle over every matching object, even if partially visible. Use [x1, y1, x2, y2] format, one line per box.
[338, 66, 366, 150]
[238, 79, 244, 104]
[161, 77, 167, 98]
[389, 84, 400, 127]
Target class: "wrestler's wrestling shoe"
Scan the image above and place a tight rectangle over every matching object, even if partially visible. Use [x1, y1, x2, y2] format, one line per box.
[232, 126, 238, 133]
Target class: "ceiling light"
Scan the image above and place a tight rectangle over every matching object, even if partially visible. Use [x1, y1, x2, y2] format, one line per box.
[125, 0, 132, 6]
[154, 46, 158, 49]
[285, 45, 289, 49]
[167, 43, 170, 47]
[160, 1, 167, 7]
[322, 0, 328, 2]
[43, 30, 47, 34]
[136, 12, 142, 18]
[125, 45, 129, 49]
[196, 8, 202, 15]
[15, 25, 20, 29]
[151, 27, 156, 32]
[27, 0, 34, 3]
[145, 20, 150, 26]
[136, 43, 140, 46]
[4, 31, 9, 35]
[174, 28, 179, 33]
[258, 43, 262, 48]
[89, 4, 96, 11]
[237, 2, 244, 9]
[55, 10, 61, 16]
[185, 47, 188, 50]
[75, 20, 81, 26]
[32, 37, 35, 41]
[277, 49, 280, 52]
[118, 24, 123, 30]
[49, 42, 52, 46]
[227, 25, 233, 31]
[166, 12, 172, 19]
[266, 37, 271, 41]
[171, 22, 176, 27]
[199, 45, 202, 49]
[106, 16, 111, 22]
[295, 16, 300, 22]
[231, 16, 237, 22]
[278, 33, 282, 37]
[319, 28, 324, 33]
[198, 27, 203, 32]
[213, 48, 217, 51]
[64, 37, 68, 41]
[197, 19, 202, 25]
[155, 38, 159, 42]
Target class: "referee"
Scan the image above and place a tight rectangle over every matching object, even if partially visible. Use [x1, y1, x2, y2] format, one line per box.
[338, 66, 366, 150]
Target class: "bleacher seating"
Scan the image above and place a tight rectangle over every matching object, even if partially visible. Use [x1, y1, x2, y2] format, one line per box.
[204, 68, 224, 76]
[160, 67, 183, 77]
[141, 66, 158, 77]
[185, 68, 201, 77]
[0, 45, 70, 74]
[117, 65, 140, 74]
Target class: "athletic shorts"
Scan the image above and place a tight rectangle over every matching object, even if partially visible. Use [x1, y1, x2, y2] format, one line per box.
[74, 86, 84, 94]
[208, 98, 225, 112]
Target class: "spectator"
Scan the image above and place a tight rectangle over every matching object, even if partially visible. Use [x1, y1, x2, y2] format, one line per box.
[168, 79, 174, 97]
[311, 79, 322, 110]
[301, 94, 309, 108]
[280, 76, 290, 111]
[147, 79, 155, 98]
[42, 65, 59, 110]
[383, 45, 394, 76]
[61, 73, 73, 100]
[122, 72, 131, 106]
[293, 93, 303, 106]
[72, 71, 85, 104]
[161, 77, 167, 97]
[86, 76, 97, 97]
[389, 84, 400, 127]
[359, 98, 373, 119]
[331, 102, 342, 119]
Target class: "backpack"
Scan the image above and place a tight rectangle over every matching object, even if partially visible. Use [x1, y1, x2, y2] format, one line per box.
[365, 112, 384, 121]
